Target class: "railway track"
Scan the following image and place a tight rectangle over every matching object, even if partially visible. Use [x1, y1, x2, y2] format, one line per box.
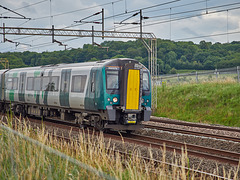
[24, 116, 240, 166]
[3, 115, 238, 179]
[4, 115, 240, 167]
[51, 132, 224, 179]
[119, 133, 240, 166]
[144, 124, 240, 143]
[150, 116, 240, 133]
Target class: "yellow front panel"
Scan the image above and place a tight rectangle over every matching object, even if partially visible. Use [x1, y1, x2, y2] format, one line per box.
[126, 69, 140, 110]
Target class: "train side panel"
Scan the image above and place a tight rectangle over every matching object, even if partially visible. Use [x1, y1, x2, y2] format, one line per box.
[0, 70, 8, 101]
[69, 67, 91, 110]
[4, 70, 20, 103]
[46, 68, 61, 107]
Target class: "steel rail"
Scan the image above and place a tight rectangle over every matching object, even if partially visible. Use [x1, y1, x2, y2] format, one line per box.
[144, 124, 240, 143]
[150, 116, 240, 133]
[5, 115, 240, 166]
[121, 134, 240, 166]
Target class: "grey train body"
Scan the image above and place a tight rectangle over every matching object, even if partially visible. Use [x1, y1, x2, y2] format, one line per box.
[0, 58, 152, 131]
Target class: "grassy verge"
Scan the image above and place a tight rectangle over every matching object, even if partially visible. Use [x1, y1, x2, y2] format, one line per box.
[154, 80, 240, 127]
[0, 117, 239, 179]
[0, 117, 191, 179]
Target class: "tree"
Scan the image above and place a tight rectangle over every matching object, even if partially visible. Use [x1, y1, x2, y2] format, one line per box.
[199, 40, 212, 50]
[89, 57, 98, 62]
[165, 51, 177, 67]
[170, 68, 177, 74]
[1, 39, 240, 73]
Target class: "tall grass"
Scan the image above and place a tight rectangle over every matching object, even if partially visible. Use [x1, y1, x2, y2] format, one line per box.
[0, 116, 239, 179]
[155, 80, 240, 127]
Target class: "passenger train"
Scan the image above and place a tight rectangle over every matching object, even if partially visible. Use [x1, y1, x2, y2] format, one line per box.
[0, 58, 151, 132]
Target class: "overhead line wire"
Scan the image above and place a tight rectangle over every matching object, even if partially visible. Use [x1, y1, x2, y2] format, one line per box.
[174, 31, 240, 41]
[1, 0, 48, 15]
[70, 0, 210, 30]
[149, 2, 240, 19]
[144, 0, 210, 14]
[0, 5, 26, 18]
[3, 1, 240, 52]
[63, 0, 180, 29]
[106, 1, 240, 31]
[67, 0, 217, 31]
[33, 0, 123, 20]
[95, 0, 180, 21]
[116, 6, 240, 31]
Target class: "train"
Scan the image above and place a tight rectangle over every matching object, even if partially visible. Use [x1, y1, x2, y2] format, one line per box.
[0, 58, 151, 132]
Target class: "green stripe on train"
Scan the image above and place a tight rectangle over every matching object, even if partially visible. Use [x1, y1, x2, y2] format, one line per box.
[34, 71, 41, 77]
[9, 90, 14, 102]
[13, 72, 18, 77]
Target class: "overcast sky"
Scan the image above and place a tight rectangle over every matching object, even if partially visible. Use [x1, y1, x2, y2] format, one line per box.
[0, 0, 240, 52]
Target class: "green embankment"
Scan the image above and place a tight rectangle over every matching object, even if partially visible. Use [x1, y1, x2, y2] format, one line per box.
[154, 81, 240, 127]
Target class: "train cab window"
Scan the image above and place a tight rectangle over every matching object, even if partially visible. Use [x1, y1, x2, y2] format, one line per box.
[27, 77, 34, 90]
[34, 77, 41, 91]
[42, 77, 50, 91]
[106, 70, 119, 90]
[6, 77, 18, 90]
[143, 72, 150, 91]
[71, 75, 87, 93]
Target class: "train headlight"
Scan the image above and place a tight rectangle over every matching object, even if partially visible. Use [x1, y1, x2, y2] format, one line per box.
[146, 99, 149, 103]
[113, 97, 118, 103]
[107, 98, 111, 101]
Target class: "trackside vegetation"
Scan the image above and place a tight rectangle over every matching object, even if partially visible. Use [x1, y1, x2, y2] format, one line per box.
[1, 40, 240, 74]
[1, 117, 239, 179]
[155, 80, 240, 127]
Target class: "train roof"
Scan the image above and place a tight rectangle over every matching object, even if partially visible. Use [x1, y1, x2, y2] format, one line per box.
[5, 58, 147, 72]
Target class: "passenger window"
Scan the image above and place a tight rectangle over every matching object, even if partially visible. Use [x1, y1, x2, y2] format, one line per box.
[49, 76, 59, 91]
[71, 75, 87, 93]
[12, 78, 18, 90]
[34, 77, 41, 91]
[6, 77, 18, 90]
[27, 77, 34, 90]
[42, 77, 50, 91]
[6, 78, 13, 90]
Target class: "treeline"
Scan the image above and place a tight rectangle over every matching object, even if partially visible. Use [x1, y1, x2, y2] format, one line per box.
[0, 39, 240, 74]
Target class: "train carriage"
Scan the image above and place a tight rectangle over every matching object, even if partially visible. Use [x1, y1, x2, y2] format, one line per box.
[0, 58, 151, 131]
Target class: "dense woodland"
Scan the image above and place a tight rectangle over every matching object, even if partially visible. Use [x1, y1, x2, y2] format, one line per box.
[0, 39, 240, 74]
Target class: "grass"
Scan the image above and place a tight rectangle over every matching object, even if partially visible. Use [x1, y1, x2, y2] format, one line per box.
[0, 117, 191, 179]
[175, 69, 206, 74]
[1, 117, 239, 179]
[154, 80, 240, 127]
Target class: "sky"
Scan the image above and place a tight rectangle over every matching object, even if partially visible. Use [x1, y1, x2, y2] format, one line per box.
[0, 0, 240, 52]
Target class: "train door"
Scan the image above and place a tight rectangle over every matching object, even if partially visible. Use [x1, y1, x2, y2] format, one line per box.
[0, 72, 3, 101]
[90, 69, 98, 110]
[121, 63, 142, 111]
[85, 68, 98, 110]
[60, 69, 71, 107]
[19, 72, 26, 102]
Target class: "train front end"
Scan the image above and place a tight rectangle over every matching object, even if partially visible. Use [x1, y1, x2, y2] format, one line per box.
[103, 59, 151, 131]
